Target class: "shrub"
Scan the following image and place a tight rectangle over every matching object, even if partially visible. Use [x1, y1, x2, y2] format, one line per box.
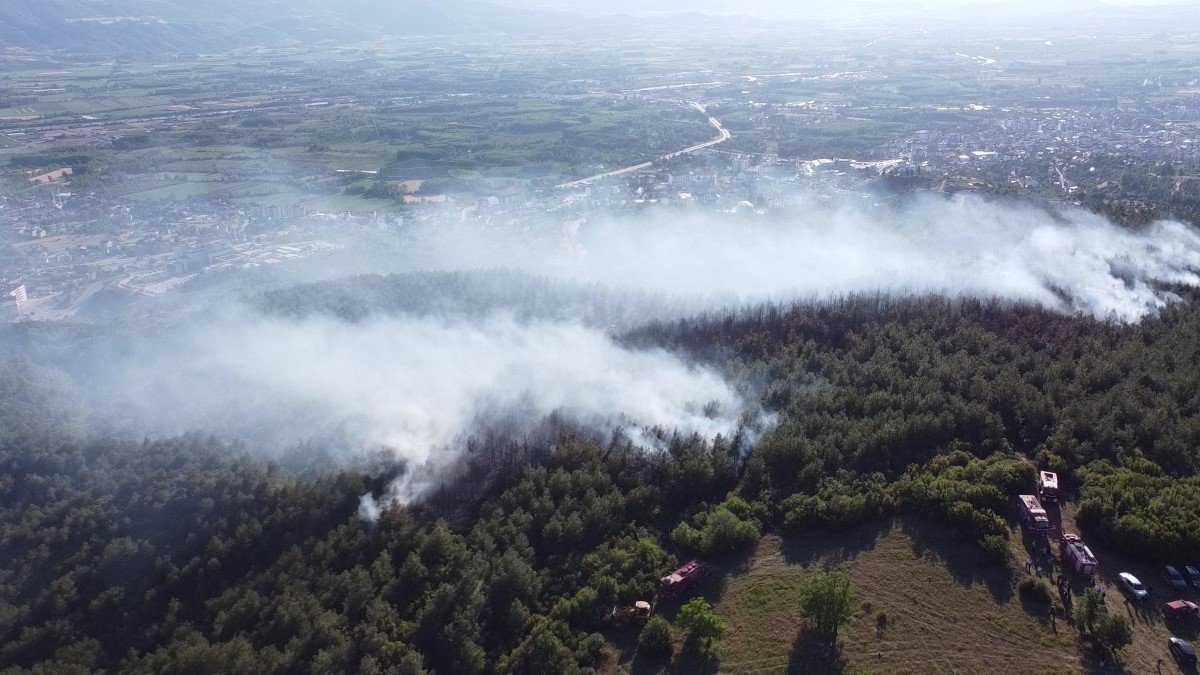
[799, 572, 857, 652]
[979, 535, 1011, 567]
[1017, 577, 1053, 604]
[637, 617, 673, 658]
[1075, 588, 1106, 632]
[675, 598, 726, 651]
[1095, 613, 1133, 654]
[671, 503, 759, 556]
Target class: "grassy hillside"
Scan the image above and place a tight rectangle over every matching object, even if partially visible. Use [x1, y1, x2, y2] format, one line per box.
[633, 513, 1197, 675]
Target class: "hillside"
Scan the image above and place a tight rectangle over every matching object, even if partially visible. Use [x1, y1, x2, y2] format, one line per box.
[4, 283, 1200, 673]
[710, 517, 1195, 675]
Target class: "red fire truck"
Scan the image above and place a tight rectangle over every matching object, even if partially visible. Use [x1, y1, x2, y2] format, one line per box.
[1019, 494, 1052, 534]
[659, 560, 708, 599]
[1060, 534, 1098, 577]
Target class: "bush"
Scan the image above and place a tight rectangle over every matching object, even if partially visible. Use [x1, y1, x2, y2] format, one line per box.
[799, 572, 857, 652]
[1075, 588, 1106, 632]
[979, 535, 1012, 567]
[671, 502, 760, 557]
[675, 598, 726, 651]
[1095, 613, 1133, 654]
[637, 617, 673, 658]
[1017, 577, 1053, 604]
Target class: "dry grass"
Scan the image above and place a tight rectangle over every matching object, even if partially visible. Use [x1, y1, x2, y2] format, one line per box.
[714, 519, 1076, 674]
[617, 512, 1200, 675]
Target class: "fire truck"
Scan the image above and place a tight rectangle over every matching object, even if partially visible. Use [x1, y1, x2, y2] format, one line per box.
[1038, 471, 1060, 503]
[659, 560, 708, 599]
[1060, 533, 1098, 577]
[1018, 494, 1052, 534]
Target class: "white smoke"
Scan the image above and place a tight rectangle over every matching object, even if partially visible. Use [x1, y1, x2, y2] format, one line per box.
[96, 312, 750, 512]
[72, 191, 1200, 519]
[357, 494, 382, 524]
[408, 193, 1200, 323]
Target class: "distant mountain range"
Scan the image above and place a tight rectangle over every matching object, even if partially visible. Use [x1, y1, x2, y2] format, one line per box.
[0, 0, 551, 54]
[0, 0, 1194, 55]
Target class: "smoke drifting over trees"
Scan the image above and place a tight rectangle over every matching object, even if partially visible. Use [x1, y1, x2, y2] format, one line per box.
[90, 312, 751, 504]
[24, 192, 1200, 509]
[379, 193, 1200, 322]
[7, 191, 1200, 672]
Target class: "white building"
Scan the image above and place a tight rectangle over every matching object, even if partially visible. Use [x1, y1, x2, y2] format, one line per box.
[3, 284, 26, 319]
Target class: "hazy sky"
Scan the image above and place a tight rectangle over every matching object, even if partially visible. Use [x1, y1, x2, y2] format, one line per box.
[525, 0, 1200, 16]
[853, 0, 1193, 4]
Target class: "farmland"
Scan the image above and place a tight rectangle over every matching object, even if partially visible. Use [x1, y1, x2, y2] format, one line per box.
[0, 40, 720, 210]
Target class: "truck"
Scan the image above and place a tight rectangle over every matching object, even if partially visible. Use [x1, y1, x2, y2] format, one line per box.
[1038, 471, 1060, 503]
[659, 559, 708, 599]
[1060, 533, 1098, 577]
[1019, 494, 1051, 534]
[609, 600, 653, 625]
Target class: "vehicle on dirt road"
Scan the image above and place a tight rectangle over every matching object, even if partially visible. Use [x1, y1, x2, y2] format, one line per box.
[609, 600, 652, 625]
[1119, 572, 1149, 600]
[1037, 470, 1059, 503]
[1018, 494, 1051, 534]
[1162, 600, 1200, 620]
[1169, 637, 1198, 665]
[659, 559, 707, 599]
[1164, 565, 1189, 591]
[1187, 565, 1200, 588]
[1060, 534, 1098, 576]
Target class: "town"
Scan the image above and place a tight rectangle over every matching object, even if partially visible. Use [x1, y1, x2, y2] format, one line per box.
[4, 20, 1200, 320]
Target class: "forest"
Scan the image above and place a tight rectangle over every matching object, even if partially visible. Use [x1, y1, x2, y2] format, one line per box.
[3, 276, 1200, 673]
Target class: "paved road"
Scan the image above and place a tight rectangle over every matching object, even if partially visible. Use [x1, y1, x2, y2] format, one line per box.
[556, 102, 730, 189]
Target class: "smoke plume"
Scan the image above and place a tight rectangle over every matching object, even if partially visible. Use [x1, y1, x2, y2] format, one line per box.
[406, 193, 1200, 322]
[54, 191, 1200, 517]
[91, 311, 751, 507]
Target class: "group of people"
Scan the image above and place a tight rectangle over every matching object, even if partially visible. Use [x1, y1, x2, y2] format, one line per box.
[1056, 574, 1074, 602]
[1024, 556, 1047, 576]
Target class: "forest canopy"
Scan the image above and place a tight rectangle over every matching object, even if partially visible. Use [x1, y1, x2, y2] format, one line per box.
[3, 281, 1200, 673]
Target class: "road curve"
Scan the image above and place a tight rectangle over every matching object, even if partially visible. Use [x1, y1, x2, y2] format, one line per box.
[556, 102, 730, 190]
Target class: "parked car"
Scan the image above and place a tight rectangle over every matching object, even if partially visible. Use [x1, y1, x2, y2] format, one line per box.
[1164, 566, 1190, 591]
[1186, 565, 1200, 588]
[1162, 600, 1200, 620]
[1119, 572, 1149, 600]
[1169, 637, 1198, 665]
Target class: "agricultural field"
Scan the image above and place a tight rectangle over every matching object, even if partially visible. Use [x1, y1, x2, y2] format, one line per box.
[0, 41, 720, 209]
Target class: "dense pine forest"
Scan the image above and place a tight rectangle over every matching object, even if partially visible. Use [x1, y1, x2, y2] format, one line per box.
[3, 278, 1200, 673]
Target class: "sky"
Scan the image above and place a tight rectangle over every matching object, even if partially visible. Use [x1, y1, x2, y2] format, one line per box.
[522, 0, 1198, 12]
[504, 0, 1200, 22]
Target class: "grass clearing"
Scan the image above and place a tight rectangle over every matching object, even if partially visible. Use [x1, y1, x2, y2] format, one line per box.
[624, 515, 1191, 675]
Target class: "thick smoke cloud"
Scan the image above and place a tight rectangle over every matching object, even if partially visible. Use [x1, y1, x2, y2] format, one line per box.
[66, 191, 1200, 514]
[96, 312, 750, 503]
[410, 193, 1200, 322]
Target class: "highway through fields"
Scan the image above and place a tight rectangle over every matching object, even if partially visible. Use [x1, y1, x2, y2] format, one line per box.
[556, 101, 730, 189]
